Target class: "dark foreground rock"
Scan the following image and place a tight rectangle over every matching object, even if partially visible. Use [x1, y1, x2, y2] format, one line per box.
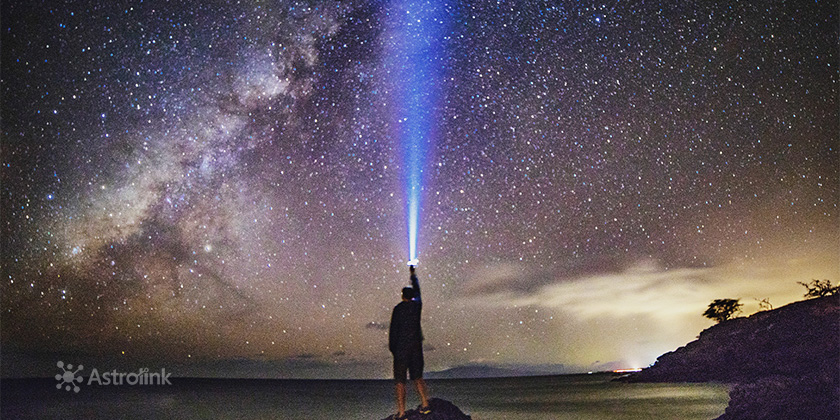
[722, 375, 838, 419]
[624, 295, 839, 419]
[380, 398, 471, 420]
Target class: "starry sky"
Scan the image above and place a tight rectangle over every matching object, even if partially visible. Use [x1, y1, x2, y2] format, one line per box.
[2, 0, 837, 379]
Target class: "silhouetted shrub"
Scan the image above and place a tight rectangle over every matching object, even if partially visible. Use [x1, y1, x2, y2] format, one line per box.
[798, 279, 839, 298]
[703, 298, 742, 323]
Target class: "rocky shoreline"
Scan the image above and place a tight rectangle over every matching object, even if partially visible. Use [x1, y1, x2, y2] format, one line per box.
[623, 295, 839, 419]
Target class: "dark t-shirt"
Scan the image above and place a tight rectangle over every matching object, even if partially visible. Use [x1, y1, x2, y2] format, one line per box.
[389, 274, 423, 355]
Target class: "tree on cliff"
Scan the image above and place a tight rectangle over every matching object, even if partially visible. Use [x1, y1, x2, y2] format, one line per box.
[703, 298, 743, 323]
[798, 279, 839, 298]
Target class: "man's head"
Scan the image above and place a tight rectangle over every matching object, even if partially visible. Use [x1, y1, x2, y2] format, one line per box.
[402, 287, 416, 301]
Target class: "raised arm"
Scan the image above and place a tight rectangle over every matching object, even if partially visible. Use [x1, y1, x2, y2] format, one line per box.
[410, 266, 421, 303]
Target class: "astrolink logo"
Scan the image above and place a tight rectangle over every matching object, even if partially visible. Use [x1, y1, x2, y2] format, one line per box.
[56, 361, 172, 392]
[55, 361, 84, 392]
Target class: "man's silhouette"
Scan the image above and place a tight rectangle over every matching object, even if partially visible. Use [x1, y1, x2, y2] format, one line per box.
[389, 265, 430, 418]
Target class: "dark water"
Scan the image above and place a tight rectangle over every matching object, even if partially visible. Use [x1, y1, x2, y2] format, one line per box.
[1, 374, 729, 419]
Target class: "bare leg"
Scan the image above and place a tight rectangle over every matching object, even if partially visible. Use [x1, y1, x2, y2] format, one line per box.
[395, 381, 406, 417]
[414, 378, 430, 408]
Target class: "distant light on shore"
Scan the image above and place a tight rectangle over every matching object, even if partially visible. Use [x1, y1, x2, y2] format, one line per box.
[613, 368, 643, 373]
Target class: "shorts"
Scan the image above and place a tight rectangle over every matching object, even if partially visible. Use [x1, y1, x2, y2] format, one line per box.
[393, 348, 424, 383]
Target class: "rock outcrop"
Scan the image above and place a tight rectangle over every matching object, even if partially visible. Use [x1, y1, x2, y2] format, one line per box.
[380, 398, 471, 420]
[625, 295, 839, 419]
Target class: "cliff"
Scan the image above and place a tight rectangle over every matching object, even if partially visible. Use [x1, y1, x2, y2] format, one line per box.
[625, 295, 839, 419]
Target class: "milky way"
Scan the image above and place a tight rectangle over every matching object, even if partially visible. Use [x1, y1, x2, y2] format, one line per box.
[2, 0, 837, 378]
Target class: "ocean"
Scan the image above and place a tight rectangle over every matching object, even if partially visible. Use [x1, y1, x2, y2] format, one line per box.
[1, 374, 729, 419]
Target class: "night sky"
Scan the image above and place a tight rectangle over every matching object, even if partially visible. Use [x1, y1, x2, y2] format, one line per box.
[2, 0, 837, 379]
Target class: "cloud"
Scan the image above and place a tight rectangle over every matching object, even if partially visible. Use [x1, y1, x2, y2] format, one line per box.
[459, 256, 818, 322]
[461, 256, 629, 296]
[365, 321, 389, 330]
[516, 262, 717, 320]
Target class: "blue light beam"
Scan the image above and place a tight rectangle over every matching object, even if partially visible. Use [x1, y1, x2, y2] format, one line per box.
[386, 0, 446, 263]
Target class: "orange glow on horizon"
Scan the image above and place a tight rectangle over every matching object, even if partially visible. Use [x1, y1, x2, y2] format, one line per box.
[613, 368, 643, 373]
